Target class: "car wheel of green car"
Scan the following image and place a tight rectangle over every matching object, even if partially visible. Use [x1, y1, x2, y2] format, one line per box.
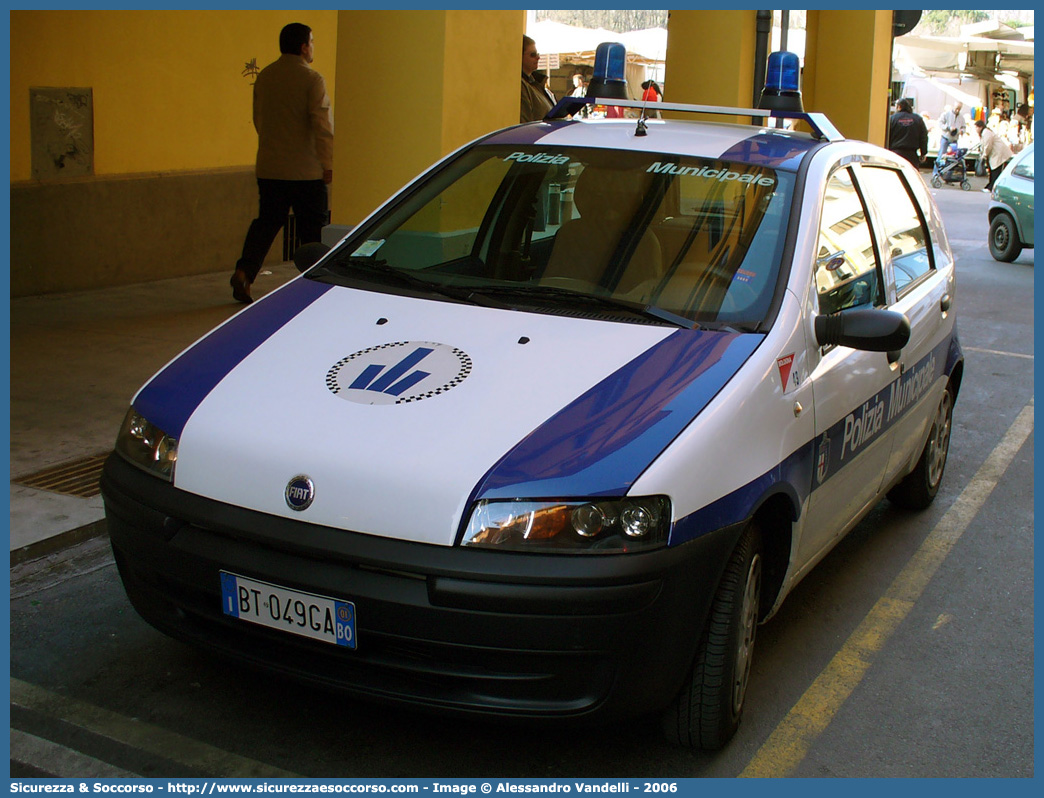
[989, 213, 1022, 262]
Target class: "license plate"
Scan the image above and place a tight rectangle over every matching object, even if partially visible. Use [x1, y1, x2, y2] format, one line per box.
[220, 572, 356, 649]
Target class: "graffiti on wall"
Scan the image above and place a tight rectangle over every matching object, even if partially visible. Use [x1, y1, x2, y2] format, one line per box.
[30, 87, 94, 179]
[243, 58, 261, 84]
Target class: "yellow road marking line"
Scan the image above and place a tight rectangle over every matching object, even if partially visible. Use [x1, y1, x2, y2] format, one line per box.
[740, 400, 1034, 778]
[11, 678, 300, 778]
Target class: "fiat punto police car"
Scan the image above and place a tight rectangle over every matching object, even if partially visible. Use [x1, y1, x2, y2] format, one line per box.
[101, 59, 962, 750]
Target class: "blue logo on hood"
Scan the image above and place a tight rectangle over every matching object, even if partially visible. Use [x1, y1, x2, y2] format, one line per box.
[327, 341, 472, 405]
[285, 475, 315, 511]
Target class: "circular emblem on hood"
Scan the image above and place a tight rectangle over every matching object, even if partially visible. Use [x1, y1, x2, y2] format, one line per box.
[326, 341, 472, 406]
[285, 475, 315, 511]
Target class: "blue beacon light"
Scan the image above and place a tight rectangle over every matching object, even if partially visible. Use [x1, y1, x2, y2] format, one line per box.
[586, 42, 630, 101]
[759, 50, 804, 113]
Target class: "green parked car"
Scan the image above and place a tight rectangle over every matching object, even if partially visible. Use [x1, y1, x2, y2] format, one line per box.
[988, 143, 1034, 262]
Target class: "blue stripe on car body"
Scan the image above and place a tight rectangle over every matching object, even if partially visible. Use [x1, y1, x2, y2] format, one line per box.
[671, 443, 814, 546]
[472, 329, 763, 502]
[133, 277, 333, 439]
[481, 122, 576, 147]
[720, 130, 825, 171]
[671, 333, 960, 547]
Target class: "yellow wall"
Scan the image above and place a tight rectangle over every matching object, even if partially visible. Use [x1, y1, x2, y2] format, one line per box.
[804, 10, 893, 146]
[665, 10, 757, 122]
[10, 10, 338, 181]
[331, 10, 521, 227]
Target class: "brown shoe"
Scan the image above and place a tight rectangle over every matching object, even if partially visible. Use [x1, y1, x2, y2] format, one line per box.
[230, 270, 253, 304]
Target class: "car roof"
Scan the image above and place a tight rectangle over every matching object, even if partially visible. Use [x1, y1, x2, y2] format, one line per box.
[481, 117, 832, 173]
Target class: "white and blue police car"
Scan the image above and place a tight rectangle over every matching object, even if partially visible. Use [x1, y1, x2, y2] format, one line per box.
[101, 50, 962, 749]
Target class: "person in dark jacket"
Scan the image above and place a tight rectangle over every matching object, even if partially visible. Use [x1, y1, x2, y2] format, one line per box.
[888, 98, 929, 168]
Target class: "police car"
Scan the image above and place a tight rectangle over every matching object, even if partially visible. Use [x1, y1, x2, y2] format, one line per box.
[101, 50, 962, 750]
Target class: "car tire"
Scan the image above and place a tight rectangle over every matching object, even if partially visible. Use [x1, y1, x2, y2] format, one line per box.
[888, 385, 954, 510]
[663, 523, 762, 749]
[989, 213, 1023, 262]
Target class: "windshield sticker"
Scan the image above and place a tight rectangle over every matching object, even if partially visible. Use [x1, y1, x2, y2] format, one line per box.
[504, 151, 570, 165]
[646, 161, 775, 186]
[733, 268, 757, 284]
[351, 239, 386, 258]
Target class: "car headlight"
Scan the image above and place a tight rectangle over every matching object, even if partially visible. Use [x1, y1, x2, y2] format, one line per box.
[462, 497, 671, 554]
[115, 407, 178, 480]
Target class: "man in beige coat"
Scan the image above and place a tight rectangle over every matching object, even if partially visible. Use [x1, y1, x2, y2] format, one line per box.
[231, 22, 334, 303]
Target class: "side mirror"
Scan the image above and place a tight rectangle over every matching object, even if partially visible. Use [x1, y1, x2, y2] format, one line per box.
[815, 308, 910, 352]
[293, 241, 331, 273]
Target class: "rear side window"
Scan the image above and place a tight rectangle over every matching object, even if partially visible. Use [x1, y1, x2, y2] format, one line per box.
[857, 166, 933, 295]
[1013, 152, 1034, 179]
[814, 167, 883, 315]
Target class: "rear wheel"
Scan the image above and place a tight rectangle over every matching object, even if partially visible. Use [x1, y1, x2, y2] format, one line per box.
[663, 523, 762, 749]
[960, 180, 972, 191]
[888, 385, 954, 510]
[989, 213, 1022, 262]
[931, 175, 943, 188]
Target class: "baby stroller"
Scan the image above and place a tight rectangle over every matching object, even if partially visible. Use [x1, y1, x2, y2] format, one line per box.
[931, 143, 977, 191]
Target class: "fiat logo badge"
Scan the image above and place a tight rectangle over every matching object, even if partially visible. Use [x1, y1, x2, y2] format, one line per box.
[285, 475, 315, 511]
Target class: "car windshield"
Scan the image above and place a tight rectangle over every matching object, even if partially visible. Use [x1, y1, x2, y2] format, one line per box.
[313, 144, 796, 329]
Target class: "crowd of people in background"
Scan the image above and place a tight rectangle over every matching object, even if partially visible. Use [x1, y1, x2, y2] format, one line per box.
[925, 98, 1033, 159]
[888, 92, 1032, 192]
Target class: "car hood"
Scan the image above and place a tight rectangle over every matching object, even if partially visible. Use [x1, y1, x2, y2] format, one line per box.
[133, 277, 762, 546]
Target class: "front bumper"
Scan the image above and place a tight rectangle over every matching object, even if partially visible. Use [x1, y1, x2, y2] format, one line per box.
[101, 453, 741, 721]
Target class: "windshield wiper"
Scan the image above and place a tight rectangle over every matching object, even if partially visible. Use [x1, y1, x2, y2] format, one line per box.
[467, 284, 698, 329]
[315, 257, 482, 304]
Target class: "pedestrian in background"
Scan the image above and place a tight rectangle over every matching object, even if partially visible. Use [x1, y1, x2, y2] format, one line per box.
[231, 22, 334, 304]
[569, 73, 590, 118]
[888, 98, 929, 168]
[641, 80, 662, 103]
[533, 69, 556, 108]
[975, 119, 1014, 193]
[938, 102, 964, 156]
[521, 35, 553, 123]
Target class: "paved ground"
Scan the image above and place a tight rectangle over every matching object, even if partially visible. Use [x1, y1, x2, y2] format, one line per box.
[8, 261, 301, 560]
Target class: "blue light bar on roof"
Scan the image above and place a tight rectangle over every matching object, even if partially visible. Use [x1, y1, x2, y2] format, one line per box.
[586, 42, 630, 101]
[759, 51, 804, 113]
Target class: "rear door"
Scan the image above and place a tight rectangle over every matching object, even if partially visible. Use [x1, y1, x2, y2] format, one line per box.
[854, 164, 955, 479]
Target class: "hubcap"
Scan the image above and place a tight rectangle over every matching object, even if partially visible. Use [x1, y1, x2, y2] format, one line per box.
[733, 553, 762, 715]
[993, 222, 1011, 252]
[926, 391, 953, 489]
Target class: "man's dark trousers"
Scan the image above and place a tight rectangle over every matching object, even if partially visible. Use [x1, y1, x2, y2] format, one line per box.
[236, 178, 327, 281]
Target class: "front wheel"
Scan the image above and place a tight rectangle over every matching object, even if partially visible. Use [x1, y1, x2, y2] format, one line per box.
[960, 180, 972, 191]
[888, 385, 954, 510]
[989, 213, 1023, 262]
[663, 524, 762, 749]
[931, 175, 943, 188]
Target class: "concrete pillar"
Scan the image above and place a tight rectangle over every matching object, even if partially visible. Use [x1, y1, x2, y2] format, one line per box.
[803, 10, 893, 146]
[664, 10, 757, 121]
[331, 10, 523, 228]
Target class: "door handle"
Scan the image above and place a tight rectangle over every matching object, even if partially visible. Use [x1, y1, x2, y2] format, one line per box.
[940, 294, 952, 312]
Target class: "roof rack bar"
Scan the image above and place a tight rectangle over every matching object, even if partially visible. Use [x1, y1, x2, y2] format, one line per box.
[545, 96, 844, 142]
[548, 96, 768, 120]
